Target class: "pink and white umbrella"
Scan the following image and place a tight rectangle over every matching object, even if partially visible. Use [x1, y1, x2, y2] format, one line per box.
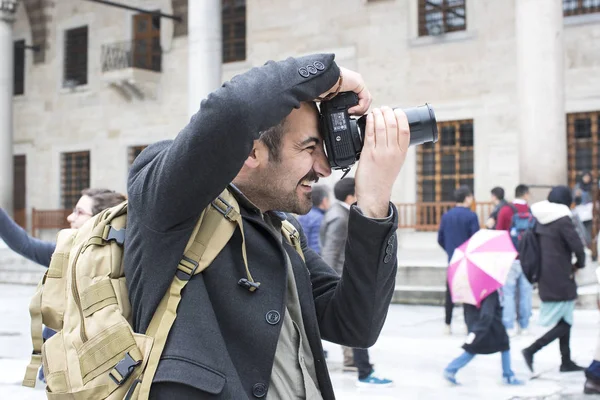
[448, 230, 517, 307]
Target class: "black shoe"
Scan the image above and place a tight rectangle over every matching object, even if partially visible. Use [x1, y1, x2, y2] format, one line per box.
[584, 378, 600, 394]
[560, 361, 585, 372]
[522, 349, 534, 373]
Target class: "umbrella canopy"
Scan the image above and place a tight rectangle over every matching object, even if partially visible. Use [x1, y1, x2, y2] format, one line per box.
[448, 230, 517, 307]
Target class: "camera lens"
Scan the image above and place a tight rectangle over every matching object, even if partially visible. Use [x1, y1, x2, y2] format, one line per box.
[357, 104, 438, 147]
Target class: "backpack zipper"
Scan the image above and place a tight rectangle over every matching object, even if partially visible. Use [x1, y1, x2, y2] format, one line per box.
[71, 244, 88, 343]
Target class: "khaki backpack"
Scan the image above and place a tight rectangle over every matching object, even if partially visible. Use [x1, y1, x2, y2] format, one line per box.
[23, 188, 304, 399]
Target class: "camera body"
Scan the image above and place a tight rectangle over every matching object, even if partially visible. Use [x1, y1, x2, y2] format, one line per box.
[320, 92, 439, 171]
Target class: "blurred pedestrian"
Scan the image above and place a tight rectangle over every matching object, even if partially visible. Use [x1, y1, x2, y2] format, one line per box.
[573, 171, 594, 244]
[583, 267, 600, 394]
[496, 184, 534, 337]
[438, 186, 480, 334]
[522, 186, 586, 374]
[486, 187, 507, 229]
[443, 291, 524, 386]
[297, 185, 330, 254]
[320, 178, 393, 387]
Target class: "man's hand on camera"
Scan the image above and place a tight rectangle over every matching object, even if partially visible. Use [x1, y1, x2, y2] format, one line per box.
[318, 67, 372, 115]
[355, 107, 410, 219]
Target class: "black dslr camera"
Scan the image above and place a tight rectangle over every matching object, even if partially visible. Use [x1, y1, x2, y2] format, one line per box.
[320, 92, 439, 172]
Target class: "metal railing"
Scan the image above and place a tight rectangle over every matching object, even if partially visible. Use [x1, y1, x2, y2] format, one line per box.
[395, 201, 494, 231]
[26, 202, 494, 237]
[101, 39, 162, 73]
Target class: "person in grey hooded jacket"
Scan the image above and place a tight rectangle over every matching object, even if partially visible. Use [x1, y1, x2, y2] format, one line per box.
[522, 186, 586, 374]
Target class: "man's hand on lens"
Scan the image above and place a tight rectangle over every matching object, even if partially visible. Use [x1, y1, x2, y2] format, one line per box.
[318, 67, 372, 115]
[355, 107, 410, 219]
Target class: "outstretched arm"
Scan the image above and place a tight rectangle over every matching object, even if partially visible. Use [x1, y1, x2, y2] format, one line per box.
[0, 208, 55, 267]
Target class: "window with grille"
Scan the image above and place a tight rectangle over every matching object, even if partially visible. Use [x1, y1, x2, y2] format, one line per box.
[417, 120, 474, 202]
[418, 0, 466, 37]
[14, 40, 25, 95]
[563, 0, 600, 16]
[128, 145, 148, 166]
[132, 13, 162, 72]
[64, 26, 88, 87]
[567, 112, 600, 188]
[13, 155, 26, 228]
[222, 0, 246, 63]
[61, 151, 90, 210]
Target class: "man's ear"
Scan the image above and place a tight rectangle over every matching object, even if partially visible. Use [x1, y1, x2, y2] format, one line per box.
[244, 140, 264, 169]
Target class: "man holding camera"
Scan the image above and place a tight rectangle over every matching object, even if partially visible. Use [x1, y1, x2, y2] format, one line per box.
[125, 54, 408, 398]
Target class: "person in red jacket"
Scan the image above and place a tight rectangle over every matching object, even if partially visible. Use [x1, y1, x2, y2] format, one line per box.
[496, 184, 533, 337]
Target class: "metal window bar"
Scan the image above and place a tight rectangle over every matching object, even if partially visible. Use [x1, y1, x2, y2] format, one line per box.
[418, 0, 466, 37]
[417, 119, 474, 226]
[567, 111, 600, 258]
[61, 151, 90, 210]
[101, 39, 162, 73]
[222, 0, 246, 63]
[563, 0, 600, 16]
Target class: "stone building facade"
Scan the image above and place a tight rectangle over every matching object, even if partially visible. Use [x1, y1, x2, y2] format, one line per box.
[6, 0, 600, 229]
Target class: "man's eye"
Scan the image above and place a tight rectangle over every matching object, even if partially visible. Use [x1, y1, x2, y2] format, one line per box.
[306, 146, 316, 152]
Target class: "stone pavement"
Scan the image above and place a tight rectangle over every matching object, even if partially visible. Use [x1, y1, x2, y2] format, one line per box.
[0, 283, 597, 399]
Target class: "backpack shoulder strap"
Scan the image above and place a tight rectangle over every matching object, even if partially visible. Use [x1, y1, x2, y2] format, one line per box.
[281, 219, 305, 262]
[138, 187, 255, 398]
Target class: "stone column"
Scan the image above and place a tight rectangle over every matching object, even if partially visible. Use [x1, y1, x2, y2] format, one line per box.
[0, 3, 17, 216]
[516, 0, 566, 199]
[188, 0, 222, 118]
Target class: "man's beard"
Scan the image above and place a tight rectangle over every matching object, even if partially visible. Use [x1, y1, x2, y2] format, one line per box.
[238, 167, 318, 215]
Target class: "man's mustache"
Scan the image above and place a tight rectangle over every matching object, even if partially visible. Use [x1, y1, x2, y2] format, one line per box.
[299, 170, 319, 185]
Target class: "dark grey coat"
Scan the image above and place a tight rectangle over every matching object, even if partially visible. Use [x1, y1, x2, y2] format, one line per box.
[124, 54, 399, 399]
[320, 202, 350, 275]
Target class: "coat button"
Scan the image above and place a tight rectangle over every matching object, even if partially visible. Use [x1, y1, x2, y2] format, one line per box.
[307, 65, 318, 75]
[386, 244, 394, 255]
[252, 382, 267, 398]
[298, 67, 310, 78]
[384, 254, 392, 264]
[266, 310, 281, 325]
[313, 61, 325, 71]
[388, 234, 395, 245]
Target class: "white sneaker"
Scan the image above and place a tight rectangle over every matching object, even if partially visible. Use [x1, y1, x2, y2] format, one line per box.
[507, 328, 518, 338]
[444, 324, 452, 335]
[520, 328, 530, 336]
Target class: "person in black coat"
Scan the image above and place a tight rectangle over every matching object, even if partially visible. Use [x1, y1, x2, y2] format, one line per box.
[443, 291, 524, 386]
[522, 186, 586, 374]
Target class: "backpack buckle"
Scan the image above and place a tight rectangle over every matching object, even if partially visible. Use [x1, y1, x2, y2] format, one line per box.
[176, 255, 200, 281]
[212, 197, 237, 222]
[109, 352, 141, 385]
[105, 226, 126, 246]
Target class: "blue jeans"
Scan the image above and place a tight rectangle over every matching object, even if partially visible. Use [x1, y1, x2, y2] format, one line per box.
[502, 260, 532, 330]
[445, 350, 514, 377]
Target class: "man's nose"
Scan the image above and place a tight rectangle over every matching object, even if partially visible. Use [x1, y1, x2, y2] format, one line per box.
[314, 152, 331, 178]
